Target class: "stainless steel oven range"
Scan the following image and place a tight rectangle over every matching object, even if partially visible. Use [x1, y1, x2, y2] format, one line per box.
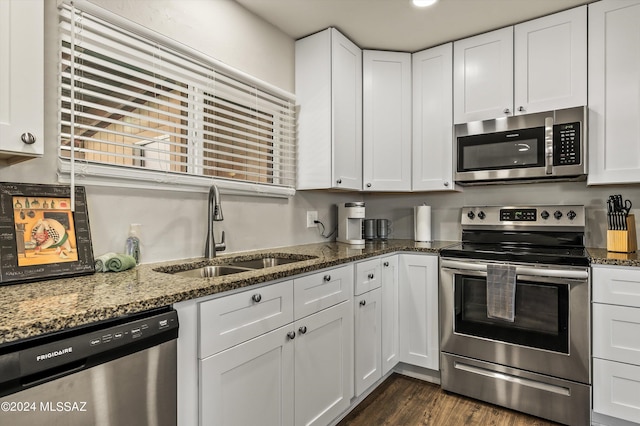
[439, 205, 590, 426]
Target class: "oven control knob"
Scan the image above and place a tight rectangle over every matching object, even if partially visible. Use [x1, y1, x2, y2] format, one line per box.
[467, 211, 475, 220]
[554, 210, 563, 220]
[478, 211, 486, 220]
[567, 210, 577, 220]
[541, 210, 550, 220]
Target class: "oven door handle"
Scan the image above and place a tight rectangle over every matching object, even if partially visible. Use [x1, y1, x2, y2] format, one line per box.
[440, 259, 588, 280]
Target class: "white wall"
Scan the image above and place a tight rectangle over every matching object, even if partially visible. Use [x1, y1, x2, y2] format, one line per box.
[0, 0, 357, 263]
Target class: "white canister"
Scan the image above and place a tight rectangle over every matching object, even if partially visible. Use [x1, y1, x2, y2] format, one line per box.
[414, 205, 432, 242]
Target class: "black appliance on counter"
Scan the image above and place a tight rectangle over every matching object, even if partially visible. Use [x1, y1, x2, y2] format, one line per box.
[439, 205, 590, 426]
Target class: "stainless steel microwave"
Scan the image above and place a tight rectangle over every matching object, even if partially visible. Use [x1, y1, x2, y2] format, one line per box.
[454, 106, 587, 185]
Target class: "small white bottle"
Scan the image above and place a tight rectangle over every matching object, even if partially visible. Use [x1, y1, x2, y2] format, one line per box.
[125, 223, 142, 264]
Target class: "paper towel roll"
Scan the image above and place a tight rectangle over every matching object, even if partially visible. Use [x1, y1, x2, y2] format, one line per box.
[414, 205, 432, 242]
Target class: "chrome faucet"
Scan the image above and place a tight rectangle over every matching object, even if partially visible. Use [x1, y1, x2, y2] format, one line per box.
[204, 184, 226, 258]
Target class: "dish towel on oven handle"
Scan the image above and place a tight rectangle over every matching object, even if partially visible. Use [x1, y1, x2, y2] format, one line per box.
[486, 263, 517, 322]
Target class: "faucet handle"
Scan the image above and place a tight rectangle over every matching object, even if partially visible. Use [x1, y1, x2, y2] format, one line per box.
[215, 231, 226, 252]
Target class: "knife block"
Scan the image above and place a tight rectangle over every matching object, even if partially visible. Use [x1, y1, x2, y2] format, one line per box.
[607, 214, 637, 253]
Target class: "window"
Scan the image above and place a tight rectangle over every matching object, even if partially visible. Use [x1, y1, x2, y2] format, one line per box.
[58, 2, 296, 197]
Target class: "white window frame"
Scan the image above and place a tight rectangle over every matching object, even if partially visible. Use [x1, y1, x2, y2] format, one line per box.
[58, 0, 296, 198]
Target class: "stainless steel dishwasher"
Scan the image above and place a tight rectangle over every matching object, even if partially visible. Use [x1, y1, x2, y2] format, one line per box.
[0, 307, 178, 426]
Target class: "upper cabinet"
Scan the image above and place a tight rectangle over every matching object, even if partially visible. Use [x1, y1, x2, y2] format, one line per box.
[588, 0, 640, 185]
[412, 43, 455, 191]
[362, 50, 412, 192]
[296, 28, 362, 190]
[454, 6, 587, 124]
[0, 0, 44, 165]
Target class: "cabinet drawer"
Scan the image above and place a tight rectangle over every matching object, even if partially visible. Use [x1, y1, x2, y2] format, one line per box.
[594, 358, 640, 424]
[355, 258, 381, 295]
[294, 265, 353, 320]
[199, 280, 294, 358]
[593, 266, 640, 307]
[593, 303, 640, 365]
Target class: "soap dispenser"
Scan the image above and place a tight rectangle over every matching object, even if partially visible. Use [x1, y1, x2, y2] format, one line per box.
[125, 223, 142, 264]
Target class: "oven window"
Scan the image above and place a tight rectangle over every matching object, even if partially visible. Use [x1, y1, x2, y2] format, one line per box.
[454, 275, 569, 353]
[458, 127, 545, 172]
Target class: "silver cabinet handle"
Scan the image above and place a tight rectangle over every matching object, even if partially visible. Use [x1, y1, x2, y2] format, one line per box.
[444, 181, 450, 187]
[336, 179, 342, 185]
[323, 275, 331, 282]
[503, 108, 511, 114]
[383, 262, 389, 267]
[21, 132, 36, 145]
[518, 106, 525, 112]
[287, 331, 296, 340]
[298, 326, 307, 334]
[368, 273, 374, 279]
[252, 294, 262, 303]
[366, 183, 372, 188]
[359, 300, 366, 307]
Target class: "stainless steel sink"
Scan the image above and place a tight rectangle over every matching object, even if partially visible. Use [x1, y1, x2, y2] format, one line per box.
[228, 257, 304, 269]
[172, 265, 252, 278]
[155, 253, 317, 278]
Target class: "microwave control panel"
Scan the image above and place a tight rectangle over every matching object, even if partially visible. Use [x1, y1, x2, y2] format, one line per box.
[553, 122, 580, 166]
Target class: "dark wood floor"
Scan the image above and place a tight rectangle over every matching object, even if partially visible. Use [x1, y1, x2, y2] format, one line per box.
[338, 374, 560, 426]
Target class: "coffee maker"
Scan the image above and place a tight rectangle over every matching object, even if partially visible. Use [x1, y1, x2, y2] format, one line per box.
[337, 202, 365, 245]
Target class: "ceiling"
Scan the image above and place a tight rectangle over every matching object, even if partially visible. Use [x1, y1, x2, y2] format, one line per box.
[234, 0, 594, 52]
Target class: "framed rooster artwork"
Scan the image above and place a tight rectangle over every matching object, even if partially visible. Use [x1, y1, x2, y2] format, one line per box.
[0, 182, 95, 285]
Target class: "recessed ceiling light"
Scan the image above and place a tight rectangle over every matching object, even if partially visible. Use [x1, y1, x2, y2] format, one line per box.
[413, 0, 438, 7]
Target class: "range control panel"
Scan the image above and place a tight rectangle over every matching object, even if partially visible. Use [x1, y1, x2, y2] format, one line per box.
[462, 205, 585, 228]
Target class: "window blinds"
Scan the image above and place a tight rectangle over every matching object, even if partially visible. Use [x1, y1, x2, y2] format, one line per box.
[58, 1, 296, 196]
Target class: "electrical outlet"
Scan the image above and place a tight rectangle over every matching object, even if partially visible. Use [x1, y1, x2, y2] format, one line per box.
[306, 211, 318, 228]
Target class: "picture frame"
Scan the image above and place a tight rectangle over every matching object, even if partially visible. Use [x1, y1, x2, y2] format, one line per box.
[0, 182, 95, 285]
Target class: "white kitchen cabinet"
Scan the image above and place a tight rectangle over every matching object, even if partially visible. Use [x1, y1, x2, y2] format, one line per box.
[296, 27, 362, 190]
[454, 6, 586, 124]
[294, 300, 353, 426]
[412, 43, 455, 191]
[454, 27, 513, 124]
[588, 0, 640, 185]
[362, 50, 411, 192]
[294, 264, 353, 320]
[200, 325, 295, 426]
[354, 288, 382, 397]
[380, 255, 399, 375]
[0, 0, 44, 164]
[592, 265, 640, 424]
[398, 254, 439, 370]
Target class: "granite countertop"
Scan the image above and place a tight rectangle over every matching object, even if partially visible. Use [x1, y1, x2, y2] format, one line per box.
[0, 239, 455, 346]
[587, 247, 640, 267]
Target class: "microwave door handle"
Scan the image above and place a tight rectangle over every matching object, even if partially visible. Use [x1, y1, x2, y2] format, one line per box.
[545, 116, 554, 175]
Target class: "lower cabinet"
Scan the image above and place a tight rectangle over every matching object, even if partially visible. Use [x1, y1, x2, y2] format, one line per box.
[592, 265, 640, 424]
[354, 287, 382, 396]
[398, 254, 439, 370]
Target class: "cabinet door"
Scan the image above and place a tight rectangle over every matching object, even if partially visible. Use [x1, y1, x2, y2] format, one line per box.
[295, 300, 353, 426]
[362, 50, 411, 191]
[454, 27, 513, 124]
[514, 6, 587, 115]
[354, 288, 382, 396]
[412, 43, 455, 191]
[588, 0, 640, 185]
[593, 303, 640, 365]
[398, 254, 439, 370]
[381, 255, 399, 374]
[332, 29, 362, 190]
[200, 325, 295, 426]
[0, 0, 44, 163]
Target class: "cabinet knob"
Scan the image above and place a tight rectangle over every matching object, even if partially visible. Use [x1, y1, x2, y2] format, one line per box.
[383, 262, 389, 267]
[366, 183, 372, 188]
[20, 132, 36, 145]
[251, 294, 262, 303]
[367, 273, 374, 279]
[518, 106, 525, 112]
[336, 179, 342, 185]
[444, 181, 450, 187]
[323, 275, 331, 282]
[503, 108, 511, 114]
[359, 300, 366, 307]
[298, 326, 307, 335]
[287, 331, 296, 340]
